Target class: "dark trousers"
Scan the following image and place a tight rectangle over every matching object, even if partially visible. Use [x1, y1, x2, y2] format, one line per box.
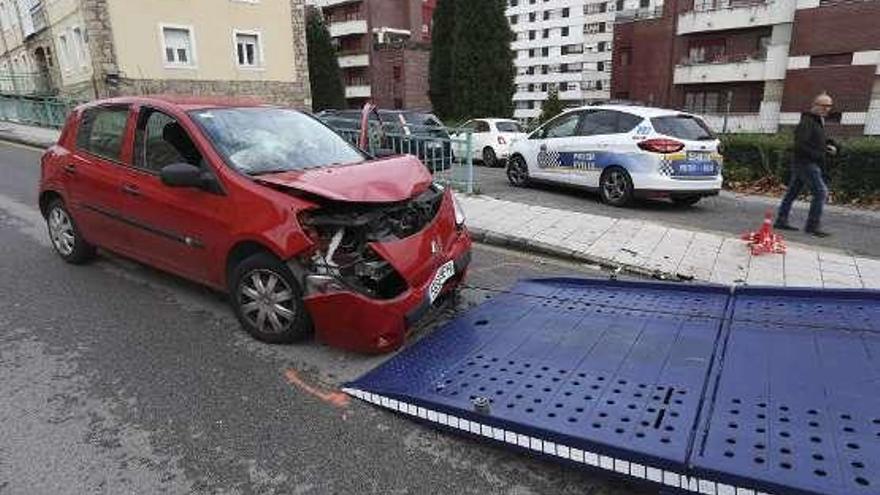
[776, 162, 828, 230]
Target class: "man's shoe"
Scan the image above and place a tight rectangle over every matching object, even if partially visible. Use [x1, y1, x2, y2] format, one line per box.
[773, 222, 798, 231]
[805, 228, 831, 238]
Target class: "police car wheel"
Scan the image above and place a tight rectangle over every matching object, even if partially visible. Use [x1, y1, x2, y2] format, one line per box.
[507, 156, 529, 187]
[600, 167, 633, 207]
[482, 147, 498, 167]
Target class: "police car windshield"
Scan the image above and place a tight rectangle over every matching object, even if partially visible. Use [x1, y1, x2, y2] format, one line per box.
[651, 115, 715, 141]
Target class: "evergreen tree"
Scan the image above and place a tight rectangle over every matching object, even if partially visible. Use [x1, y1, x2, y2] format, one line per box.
[538, 86, 565, 123]
[428, 0, 456, 119]
[450, 0, 515, 119]
[306, 8, 345, 111]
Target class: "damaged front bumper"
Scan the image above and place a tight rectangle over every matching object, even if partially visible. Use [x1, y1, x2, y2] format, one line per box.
[300, 229, 472, 353]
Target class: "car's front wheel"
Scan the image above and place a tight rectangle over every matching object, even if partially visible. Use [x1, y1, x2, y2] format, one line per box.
[482, 147, 498, 168]
[230, 253, 312, 344]
[506, 155, 529, 187]
[600, 167, 634, 207]
[46, 198, 95, 264]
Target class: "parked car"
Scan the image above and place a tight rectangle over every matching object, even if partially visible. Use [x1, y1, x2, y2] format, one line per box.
[317, 108, 454, 173]
[450, 118, 527, 167]
[39, 96, 472, 353]
[506, 104, 723, 207]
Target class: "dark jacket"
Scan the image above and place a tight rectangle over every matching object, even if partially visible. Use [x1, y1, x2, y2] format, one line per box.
[793, 112, 837, 167]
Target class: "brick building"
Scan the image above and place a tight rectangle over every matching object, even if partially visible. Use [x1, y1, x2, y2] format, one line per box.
[611, 0, 880, 135]
[0, 0, 311, 107]
[312, 0, 435, 110]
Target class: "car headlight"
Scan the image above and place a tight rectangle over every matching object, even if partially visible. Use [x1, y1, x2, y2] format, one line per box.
[451, 193, 466, 227]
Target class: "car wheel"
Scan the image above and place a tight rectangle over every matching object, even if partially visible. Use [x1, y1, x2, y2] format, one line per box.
[671, 195, 702, 207]
[482, 147, 498, 168]
[600, 167, 634, 207]
[506, 155, 530, 187]
[230, 252, 312, 344]
[46, 198, 95, 264]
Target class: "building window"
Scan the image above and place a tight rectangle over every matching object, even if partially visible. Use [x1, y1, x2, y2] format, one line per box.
[234, 30, 262, 67]
[509, 0, 518, 6]
[616, 0, 625, 10]
[562, 7, 570, 17]
[529, 30, 535, 40]
[598, 41, 606, 52]
[529, 48, 535, 57]
[161, 25, 195, 67]
[73, 27, 88, 68]
[640, 0, 649, 7]
[543, 10, 550, 20]
[542, 46, 549, 57]
[542, 28, 549, 38]
[597, 61, 604, 72]
[561, 26, 569, 37]
[529, 12, 536, 22]
[510, 15, 518, 24]
[58, 34, 71, 71]
[585, 22, 606, 34]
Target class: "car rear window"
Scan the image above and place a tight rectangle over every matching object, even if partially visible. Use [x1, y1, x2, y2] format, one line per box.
[496, 121, 522, 133]
[76, 106, 130, 161]
[651, 115, 715, 140]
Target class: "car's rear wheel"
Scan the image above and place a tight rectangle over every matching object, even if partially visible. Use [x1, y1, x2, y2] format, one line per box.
[230, 252, 312, 344]
[671, 195, 702, 207]
[46, 198, 95, 264]
[600, 167, 634, 207]
[482, 147, 498, 168]
[507, 155, 529, 187]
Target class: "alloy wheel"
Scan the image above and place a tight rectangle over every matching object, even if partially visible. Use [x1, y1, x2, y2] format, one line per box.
[507, 157, 527, 186]
[238, 269, 297, 335]
[603, 170, 627, 201]
[48, 207, 75, 256]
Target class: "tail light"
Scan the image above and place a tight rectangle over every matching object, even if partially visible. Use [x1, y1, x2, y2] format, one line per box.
[638, 138, 684, 154]
[497, 136, 507, 145]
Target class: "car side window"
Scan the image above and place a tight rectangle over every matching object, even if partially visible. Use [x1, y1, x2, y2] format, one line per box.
[475, 121, 490, 133]
[543, 112, 582, 139]
[76, 106, 130, 161]
[617, 112, 643, 133]
[134, 108, 203, 173]
[578, 110, 620, 136]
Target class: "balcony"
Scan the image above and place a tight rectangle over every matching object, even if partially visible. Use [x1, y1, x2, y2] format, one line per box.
[674, 53, 768, 84]
[345, 85, 371, 99]
[677, 0, 796, 35]
[338, 53, 369, 68]
[329, 19, 368, 38]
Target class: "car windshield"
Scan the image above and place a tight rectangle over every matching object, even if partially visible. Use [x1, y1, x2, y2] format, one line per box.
[495, 121, 522, 133]
[651, 115, 715, 141]
[190, 107, 366, 175]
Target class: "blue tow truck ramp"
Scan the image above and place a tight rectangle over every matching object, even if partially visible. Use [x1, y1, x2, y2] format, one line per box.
[344, 279, 880, 495]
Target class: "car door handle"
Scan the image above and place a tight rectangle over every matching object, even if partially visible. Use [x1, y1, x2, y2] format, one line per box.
[63, 164, 76, 174]
[121, 184, 141, 197]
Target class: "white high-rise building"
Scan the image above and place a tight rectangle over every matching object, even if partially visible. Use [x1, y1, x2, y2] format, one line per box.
[507, 0, 661, 121]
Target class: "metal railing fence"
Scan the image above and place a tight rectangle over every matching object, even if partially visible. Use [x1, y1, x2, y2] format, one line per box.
[0, 94, 80, 128]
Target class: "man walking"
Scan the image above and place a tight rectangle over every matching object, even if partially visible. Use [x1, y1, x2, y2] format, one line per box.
[774, 92, 838, 237]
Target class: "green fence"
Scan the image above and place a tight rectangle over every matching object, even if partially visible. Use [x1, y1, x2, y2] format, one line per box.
[322, 115, 477, 194]
[0, 95, 80, 129]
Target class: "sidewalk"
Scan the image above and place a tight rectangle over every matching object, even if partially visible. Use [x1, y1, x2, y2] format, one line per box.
[2, 120, 877, 289]
[457, 194, 880, 289]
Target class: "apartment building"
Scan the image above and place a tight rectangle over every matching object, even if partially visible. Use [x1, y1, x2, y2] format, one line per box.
[507, 0, 663, 121]
[0, 0, 310, 107]
[311, 0, 435, 110]
[611, 0, 880, 135]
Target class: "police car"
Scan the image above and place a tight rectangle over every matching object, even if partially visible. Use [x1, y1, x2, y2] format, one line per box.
[506, 104, 723, 207]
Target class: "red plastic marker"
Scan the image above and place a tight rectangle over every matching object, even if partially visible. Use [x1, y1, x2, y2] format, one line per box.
[741, 210, 787, 255]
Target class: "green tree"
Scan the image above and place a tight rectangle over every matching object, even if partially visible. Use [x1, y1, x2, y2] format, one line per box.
[428, 0, 456, 119]
[538, 86, 565, 124]
[306, 8, 345, 111]
[450, 0, 515, 119]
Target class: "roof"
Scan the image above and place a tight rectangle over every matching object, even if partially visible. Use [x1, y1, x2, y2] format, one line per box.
[473, 118, 518, 123]
[565, 104, 685, 118]
[82, 94, 269, 111]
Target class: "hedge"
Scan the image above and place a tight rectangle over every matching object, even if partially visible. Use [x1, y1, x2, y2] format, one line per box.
[720, 133, 880, 202]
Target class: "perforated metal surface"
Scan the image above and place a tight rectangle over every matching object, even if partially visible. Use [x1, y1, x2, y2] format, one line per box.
[692, 287, 880, 495]
[346, 280, 880, 494]
[348, 279, 730, 469]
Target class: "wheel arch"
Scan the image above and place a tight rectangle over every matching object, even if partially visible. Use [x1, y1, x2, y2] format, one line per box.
[39, 190, 64, 218]
[225, 239, 284, 287]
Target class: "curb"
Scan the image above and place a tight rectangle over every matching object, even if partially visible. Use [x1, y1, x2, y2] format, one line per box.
[0, 133, 53, 150]
[468, 226, 690, 282]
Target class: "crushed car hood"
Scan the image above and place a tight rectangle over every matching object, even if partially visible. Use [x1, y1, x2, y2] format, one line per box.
[254, 155, 433, 203]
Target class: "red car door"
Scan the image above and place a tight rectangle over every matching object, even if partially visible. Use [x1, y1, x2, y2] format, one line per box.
[65, 104, 137, 255]
[115, 105, 230, 286]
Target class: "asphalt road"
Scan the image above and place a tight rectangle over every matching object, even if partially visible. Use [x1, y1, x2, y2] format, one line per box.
[0, 142, 649, 495]
[473, 166, 880, 258]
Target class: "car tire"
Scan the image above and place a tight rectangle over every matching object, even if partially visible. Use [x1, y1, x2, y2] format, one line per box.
[600, 167, 634, 207]
[671, 195, 702, 207]
[46, 198, 96, 264]
[482, 147, 498, 168]
[506, 155, 530, 187]
[230, 252, 312, 344]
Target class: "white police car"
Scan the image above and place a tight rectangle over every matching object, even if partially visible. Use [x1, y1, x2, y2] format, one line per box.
[506, 105, 723, 207]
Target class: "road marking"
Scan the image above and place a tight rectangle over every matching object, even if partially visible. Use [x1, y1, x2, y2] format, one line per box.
[283, 368, 350, 408]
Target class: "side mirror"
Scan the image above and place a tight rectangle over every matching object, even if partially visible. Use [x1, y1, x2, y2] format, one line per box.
[160, 163, 207, 189]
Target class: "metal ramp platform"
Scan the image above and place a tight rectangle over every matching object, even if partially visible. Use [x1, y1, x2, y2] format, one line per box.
[344, 279, 880, 495]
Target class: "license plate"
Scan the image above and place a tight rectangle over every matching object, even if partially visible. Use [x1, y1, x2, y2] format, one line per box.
[428, 260, 455, 303]
[674, 162, 716, 176]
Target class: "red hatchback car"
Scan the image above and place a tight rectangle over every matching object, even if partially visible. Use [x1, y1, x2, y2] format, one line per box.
[39, 96, 472, 353]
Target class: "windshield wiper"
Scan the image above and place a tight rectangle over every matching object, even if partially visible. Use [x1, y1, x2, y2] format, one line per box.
[248, 169, 293, 176]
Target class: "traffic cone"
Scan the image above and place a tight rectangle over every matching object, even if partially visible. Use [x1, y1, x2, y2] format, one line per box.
[742, 210, 786, 255]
